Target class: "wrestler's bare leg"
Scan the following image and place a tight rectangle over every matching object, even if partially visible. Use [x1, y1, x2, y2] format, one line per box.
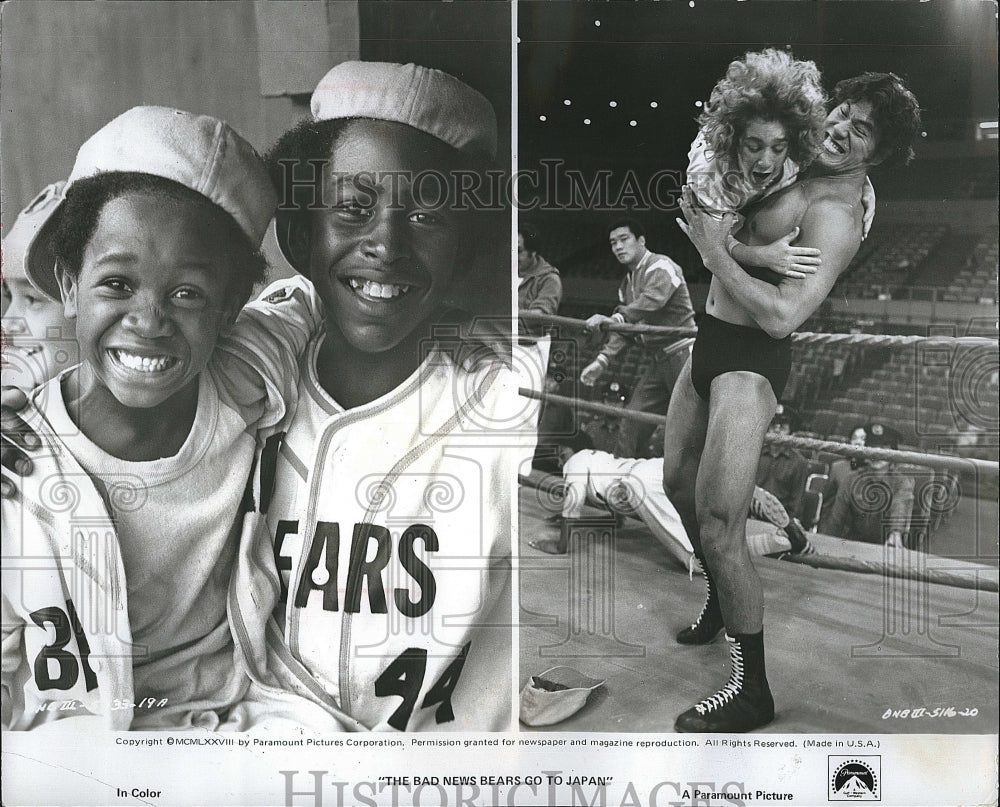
[674, 369, 777, 733]
[661, 359, 729, 644]
[661, 357, 709, 546]
[697, 371, 776, 633]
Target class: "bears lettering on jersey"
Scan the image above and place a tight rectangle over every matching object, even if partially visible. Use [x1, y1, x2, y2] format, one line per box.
[274, 520, 438, 617]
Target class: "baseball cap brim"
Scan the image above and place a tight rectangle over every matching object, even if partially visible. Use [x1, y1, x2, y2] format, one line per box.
[24, 106, 276, 303]
[21, 193, 67, 301]
[4, 182, 67, 300]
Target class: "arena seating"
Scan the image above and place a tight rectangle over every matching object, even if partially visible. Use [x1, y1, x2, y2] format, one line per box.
[832, 223, 948, 299]
[939, 233, 999, 303]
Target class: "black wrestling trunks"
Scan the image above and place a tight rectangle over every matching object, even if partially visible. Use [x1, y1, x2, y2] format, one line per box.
[690, 313, 792, 401]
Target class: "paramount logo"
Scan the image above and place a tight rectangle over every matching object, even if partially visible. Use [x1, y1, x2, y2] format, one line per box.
[829, 756, 880, 801]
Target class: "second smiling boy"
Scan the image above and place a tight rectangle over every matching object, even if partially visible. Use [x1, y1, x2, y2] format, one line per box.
[231, 62, 529, 732]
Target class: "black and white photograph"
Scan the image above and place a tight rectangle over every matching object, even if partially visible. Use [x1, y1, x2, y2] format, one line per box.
[516, 0, 998, 776]
[1, 0, 998, 805]
[1, 0, 530, 800]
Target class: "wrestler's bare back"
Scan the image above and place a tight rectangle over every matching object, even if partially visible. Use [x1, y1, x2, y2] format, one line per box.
[706, 177, 865, 330]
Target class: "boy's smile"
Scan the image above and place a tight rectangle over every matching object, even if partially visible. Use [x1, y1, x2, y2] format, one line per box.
[58, 191, 238, 411]
[302, 120, 470, 357]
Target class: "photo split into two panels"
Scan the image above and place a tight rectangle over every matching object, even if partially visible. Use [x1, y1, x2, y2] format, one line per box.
[1, 1, 997, 805]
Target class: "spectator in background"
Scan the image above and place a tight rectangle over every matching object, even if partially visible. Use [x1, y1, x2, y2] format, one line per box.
[580, 218, 695, 459]
[755, 404, 809, 520]
[518, 222, 562, 319]
[820, 424, 868, 523]
[518, 223, 563, 450]
[820, 422, 914, 547]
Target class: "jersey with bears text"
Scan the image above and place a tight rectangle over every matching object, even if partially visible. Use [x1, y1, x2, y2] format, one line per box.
[235, 334, 533, 731]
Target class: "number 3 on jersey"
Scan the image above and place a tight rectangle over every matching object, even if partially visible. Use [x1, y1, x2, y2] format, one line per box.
[374, 642, 470, 730]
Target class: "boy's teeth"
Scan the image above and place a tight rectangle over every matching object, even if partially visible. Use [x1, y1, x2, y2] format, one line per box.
[115, 350, 174, 372]
[348, 278, 411, 299]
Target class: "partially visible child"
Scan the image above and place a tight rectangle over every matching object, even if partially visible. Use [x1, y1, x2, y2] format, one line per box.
[1, 107, 328, 731]
[2, 183, 78, 390]
[686, 48, 875, 278]
[231, 61, 532, 731]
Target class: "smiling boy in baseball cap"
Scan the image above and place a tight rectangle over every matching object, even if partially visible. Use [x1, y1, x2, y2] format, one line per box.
[1, 106, 338, 731]
[229, 61, 530, 731]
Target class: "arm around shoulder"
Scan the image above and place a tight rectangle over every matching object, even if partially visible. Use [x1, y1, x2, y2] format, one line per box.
[212, 276, 326, 429]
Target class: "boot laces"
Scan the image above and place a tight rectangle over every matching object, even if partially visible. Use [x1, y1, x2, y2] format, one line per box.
[689, 574, 714, 630]
[694, 635, 745, 715]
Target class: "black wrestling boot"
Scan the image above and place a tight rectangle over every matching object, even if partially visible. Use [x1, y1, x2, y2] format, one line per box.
[676, 566, 725, 645]
[674, 631, 775, 733]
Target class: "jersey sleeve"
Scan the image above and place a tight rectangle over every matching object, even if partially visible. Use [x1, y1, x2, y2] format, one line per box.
[598, 280, 632, 360]
[1, 458, 133, 731]
[211, 277, 325, 432]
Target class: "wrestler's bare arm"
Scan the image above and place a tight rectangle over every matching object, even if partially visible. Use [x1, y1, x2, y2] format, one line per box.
[681, 188, 860, 338]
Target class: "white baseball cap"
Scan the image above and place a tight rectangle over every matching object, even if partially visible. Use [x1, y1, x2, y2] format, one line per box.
[519, 666, 606, 727]
[310, 61, 497, 160]
[3, 182, 67, 283]
[24, 106, 276, 301]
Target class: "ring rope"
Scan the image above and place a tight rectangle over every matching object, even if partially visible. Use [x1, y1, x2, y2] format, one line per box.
[520, 386, 1000, 477]
[520, 312, 999, 349]
[517, 471, 999, 593]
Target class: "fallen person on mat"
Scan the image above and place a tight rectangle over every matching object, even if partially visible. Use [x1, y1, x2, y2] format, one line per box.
[530, 447, 813, 562]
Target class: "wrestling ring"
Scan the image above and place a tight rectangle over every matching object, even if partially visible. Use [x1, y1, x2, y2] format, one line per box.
[516, 312, 999, 733]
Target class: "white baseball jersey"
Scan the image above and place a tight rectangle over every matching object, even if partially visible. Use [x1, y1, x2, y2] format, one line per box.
[231, 333, 534, 732]
[1, 279, 324, 731]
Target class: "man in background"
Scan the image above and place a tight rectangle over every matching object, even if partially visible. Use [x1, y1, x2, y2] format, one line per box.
[820, 422, 915, 547]
[820, 423, 868, 523]
[580, 218, 695, 458]
[518, 222, 563, 319]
